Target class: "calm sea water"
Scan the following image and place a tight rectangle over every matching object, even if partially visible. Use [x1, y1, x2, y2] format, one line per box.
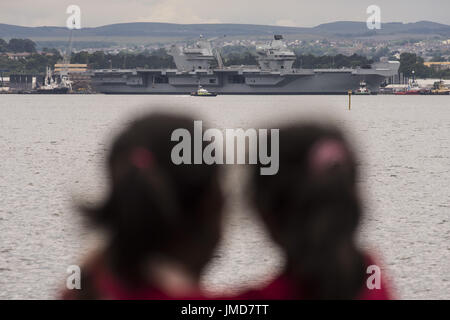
[0, 95, 449, 299]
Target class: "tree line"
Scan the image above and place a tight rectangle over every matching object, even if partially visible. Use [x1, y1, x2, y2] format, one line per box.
[0, 38, 60, 74]
[0, 54, 62, 74]
[70, 49, 176, 69]
[398, 52, 450, 79]
[0, 38, 37, 53]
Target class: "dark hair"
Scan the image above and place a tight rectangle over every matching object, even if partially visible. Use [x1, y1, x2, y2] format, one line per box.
[252, 123, 365, 299]
[82, 113, 223, 284]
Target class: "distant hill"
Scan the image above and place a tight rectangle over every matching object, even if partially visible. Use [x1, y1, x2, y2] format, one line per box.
[0, 22, 308, 39]
[312, 21, 450, 36]
[1, 20, 449, 40]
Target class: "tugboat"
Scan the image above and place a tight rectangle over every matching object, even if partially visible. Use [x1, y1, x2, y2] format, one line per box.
[36, 67, 72, 94]
[190, 86, 217, 97]
[395, 80, 422, 95]
[353, 81, 371, 95]
[431, 81, 450, 95]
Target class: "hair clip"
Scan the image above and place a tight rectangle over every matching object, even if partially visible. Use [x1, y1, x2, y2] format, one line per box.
[308, 139, 348, 174]
[130, 147, 154, 170]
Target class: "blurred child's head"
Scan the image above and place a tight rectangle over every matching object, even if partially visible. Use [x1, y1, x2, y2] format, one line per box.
[83, 113, 223, 282]
[251, 122, 365, 299]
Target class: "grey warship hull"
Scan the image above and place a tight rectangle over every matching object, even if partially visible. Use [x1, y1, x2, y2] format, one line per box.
[92, 65, 397, 95]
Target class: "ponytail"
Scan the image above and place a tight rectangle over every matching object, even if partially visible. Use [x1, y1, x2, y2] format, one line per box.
[285, 172, 365, 299]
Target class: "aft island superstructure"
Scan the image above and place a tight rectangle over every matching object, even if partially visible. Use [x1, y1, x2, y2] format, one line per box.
[91, 35, 400, 95]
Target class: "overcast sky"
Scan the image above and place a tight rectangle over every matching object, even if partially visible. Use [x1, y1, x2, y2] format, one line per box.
[1, 0, 449, 27]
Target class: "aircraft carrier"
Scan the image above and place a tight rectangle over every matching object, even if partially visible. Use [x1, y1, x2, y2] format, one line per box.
[91, 35, 400, 95]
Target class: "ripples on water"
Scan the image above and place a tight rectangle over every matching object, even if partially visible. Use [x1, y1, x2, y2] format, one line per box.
[0, 95, 449, 299]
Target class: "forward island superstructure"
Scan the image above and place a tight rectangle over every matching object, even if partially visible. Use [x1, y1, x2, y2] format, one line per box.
[91, 35, 400, 94]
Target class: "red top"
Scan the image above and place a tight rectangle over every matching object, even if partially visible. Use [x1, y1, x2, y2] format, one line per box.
[62, 255, 207, 300]
[235, 255, 394, 300]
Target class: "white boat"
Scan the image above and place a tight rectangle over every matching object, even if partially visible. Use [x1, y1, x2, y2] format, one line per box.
[353, 81, 371, 95]
[190, 86, 217, 97]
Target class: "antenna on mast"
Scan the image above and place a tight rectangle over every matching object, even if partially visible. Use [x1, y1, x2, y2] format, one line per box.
[62, 18, 75, 78]
[62, 29, 74, 77]
[59, 18, 75, 93]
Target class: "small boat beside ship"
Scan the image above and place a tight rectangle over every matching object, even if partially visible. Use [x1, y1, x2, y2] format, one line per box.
[391, 80, 450, 95]
[36, 67, 72, 94]
[431, 81, 450, 95]
[190, 86, 217, 97]
[353, 81, 372, 95]
[394, 80, 423, 95]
